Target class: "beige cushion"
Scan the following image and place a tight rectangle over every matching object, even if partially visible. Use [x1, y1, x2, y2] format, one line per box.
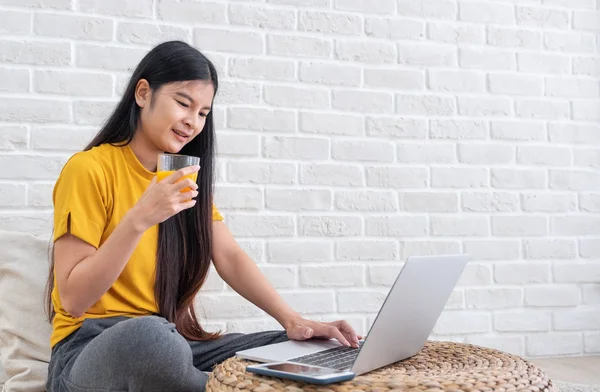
[0, 363, 8, 386]
[0, 230, 53, 391]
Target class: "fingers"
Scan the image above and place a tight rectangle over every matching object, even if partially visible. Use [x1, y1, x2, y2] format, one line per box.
[339, 320, 360, 346]
[313, 324, 350, 347]
[179, 199, 197, 211]
[341, 330, 359, 348]
[164, 165, 200, 184]
[178, 190, 199, 202]
[328, 320, 359, 347]
[288, 319, 359, 348]
[330, 326, 351, 347]
[174, 178, 198, 192]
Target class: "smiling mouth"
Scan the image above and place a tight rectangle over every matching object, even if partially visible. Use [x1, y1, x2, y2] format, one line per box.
[172, 129, 189, 138]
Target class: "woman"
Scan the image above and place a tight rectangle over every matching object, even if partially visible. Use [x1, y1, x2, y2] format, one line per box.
[44, 41, 360, 392]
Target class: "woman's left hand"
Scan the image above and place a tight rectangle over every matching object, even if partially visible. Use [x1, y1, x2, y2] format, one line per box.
[285, 316, 363, 348]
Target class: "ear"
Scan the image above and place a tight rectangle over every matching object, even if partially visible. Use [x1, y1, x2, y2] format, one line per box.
[134, 79, 151, 109]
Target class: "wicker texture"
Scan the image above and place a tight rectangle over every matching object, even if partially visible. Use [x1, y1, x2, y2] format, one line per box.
[207, 341, 554, 392]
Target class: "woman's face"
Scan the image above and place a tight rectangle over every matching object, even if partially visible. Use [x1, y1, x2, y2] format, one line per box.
[135, 80, 215, 154]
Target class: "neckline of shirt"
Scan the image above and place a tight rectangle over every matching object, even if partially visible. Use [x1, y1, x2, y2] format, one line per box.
[120, 142, 156, 181]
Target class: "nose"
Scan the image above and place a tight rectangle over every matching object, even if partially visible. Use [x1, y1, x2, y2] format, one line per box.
[183, 114, 198, 132]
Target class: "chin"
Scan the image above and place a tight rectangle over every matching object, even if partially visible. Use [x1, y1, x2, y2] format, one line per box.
[163, 141, 186, 154]
[161, 132, 195, 154]
[165, 147, 182, 154]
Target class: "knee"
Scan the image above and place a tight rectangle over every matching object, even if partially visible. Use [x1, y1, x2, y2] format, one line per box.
[117, 315, 176, 342]
[114, 316, 193, 375]
[68, 316, 198, 391]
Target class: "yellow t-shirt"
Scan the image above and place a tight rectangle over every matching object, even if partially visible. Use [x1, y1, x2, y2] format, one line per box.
[50, 142, 223, 349]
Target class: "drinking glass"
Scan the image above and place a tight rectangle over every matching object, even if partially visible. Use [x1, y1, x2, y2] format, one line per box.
[156, 153, 200, 193]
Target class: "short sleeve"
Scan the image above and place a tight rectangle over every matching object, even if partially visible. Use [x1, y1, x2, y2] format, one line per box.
[53, 152, 108, 248]
[212, 204, 224, 221]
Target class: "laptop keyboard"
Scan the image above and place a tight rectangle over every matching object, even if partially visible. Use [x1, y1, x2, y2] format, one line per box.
[289, 342, 363, 370]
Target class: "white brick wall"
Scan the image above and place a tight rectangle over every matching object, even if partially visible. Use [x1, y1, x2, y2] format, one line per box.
[0, 0, 598, 357]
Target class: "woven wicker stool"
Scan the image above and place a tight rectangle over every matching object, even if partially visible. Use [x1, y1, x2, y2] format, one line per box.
[207, 341, 553, 392]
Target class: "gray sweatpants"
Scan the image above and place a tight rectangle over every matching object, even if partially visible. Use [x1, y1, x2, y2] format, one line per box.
[46, 315, 289, 392]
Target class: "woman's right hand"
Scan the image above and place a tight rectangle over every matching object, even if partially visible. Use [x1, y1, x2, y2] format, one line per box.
[129, 165, 200, 231]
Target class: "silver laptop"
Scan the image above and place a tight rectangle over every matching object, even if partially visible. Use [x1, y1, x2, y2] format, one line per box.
[236, 254, 469, 376]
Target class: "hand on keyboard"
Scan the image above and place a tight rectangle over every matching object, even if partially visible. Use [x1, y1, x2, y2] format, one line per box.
[283, 316, 363, 348]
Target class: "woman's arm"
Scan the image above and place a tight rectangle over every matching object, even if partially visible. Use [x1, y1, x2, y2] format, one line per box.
[211, 221, 359, 347]
[211, 221, 299, 329]
[54, 213, 146, 317]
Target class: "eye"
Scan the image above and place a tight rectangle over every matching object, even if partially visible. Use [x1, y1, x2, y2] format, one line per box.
[199, 112, 209, 118]
[176, 100, 189, 108]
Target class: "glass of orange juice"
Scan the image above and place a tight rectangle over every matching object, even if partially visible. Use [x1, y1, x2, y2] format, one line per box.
[156, 153, 200, 193]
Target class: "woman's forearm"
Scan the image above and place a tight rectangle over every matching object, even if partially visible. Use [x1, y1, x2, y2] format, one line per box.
[215, 250, 299, 329]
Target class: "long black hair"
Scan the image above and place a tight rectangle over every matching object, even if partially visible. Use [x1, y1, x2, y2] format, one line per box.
[45, 41, 221, 341]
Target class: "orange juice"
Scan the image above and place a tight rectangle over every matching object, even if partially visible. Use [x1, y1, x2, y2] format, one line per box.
[156, 171, 198, 193]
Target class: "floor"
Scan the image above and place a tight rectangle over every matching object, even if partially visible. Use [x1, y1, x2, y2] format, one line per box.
[530, 356, 600, 385]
